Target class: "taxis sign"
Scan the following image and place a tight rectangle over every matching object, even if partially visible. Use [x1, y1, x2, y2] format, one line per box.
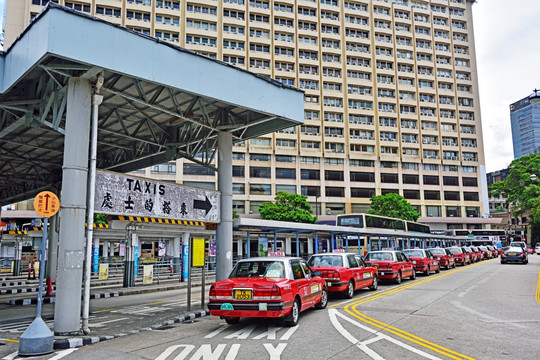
[94, 170, 220, 222]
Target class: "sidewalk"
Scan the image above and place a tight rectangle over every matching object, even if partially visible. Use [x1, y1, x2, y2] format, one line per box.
[0, 274, 215, 355]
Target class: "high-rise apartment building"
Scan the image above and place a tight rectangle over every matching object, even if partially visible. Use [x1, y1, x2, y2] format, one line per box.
[510, 94, 540, 159]
[5, 0, 488, 224]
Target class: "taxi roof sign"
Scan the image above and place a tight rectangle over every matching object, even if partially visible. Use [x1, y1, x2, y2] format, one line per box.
[34, 191, 60, 218]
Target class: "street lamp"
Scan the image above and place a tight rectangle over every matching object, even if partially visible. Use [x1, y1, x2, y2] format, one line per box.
[529, 89, 540, 105]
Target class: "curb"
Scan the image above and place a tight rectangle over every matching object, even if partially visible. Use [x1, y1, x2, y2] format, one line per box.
[53, 310, 208, 350]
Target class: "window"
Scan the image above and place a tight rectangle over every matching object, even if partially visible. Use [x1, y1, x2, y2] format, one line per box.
[326, 187, 345, 197]
[350, 172, 375, 182]
[183, 163, 214, 176]
[403, 190, 420, 200]
[250, 153, 271, 161]
[462, 177, 478, 187]
[233, 166, 245, 177]
[446, 206, 461, 217]
[403, 174, 419, 184]
[301, 169, 320, 180]
[250, 167, 271, 178]
[351, 188, 375, 198]
[250, 184, 271, 195]
[444, 191, 460, 201]
[423, 175, 439, 185]
[301, 186, 320, 196]
[325, 170, 344, 181]
[426, 205, 441, 217]
[276, 168, 296, 179]
[424, 190, 441, 200]
[233, 183, 245, 194]
[464, 192, 479, 201]
[276, 185, 297, 194]
[233, 200, 245, 214]
[465, 207, 479, 217]
[151, 162, 176, 174]
[276, 155, 295, 163]
[443, 177, 459, 186]
[381, 173, 398, 183]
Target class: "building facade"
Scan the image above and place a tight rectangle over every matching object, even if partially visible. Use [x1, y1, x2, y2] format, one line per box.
[510, 94, 540, 159]
[5, 0, 488, 228]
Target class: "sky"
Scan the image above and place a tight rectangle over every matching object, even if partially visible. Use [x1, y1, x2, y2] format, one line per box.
[0, 0, 536, 172]
[472, 0, 540, 172]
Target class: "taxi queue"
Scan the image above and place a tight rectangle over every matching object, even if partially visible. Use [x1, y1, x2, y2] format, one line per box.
[208, 244, 499, 326]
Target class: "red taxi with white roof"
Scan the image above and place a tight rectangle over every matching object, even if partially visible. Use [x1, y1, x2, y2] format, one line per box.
[364, 250, 416, 284]
[428, 247, 456, 270]
[308, 252, 378, 298]
[402, 249, 440, 276]
[446, 247, 470, 266]
[208, 257, 327, 326]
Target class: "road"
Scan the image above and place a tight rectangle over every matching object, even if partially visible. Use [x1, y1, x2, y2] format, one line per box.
[1, 255, 539, 360]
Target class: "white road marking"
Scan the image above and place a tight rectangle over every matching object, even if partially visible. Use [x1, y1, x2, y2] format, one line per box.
[224, 344, 240, 360]
[451, 300, 526, 329]
[278, 325, 299, 341]
[252, 326, 282, 340]
[88, 318, 129, 327]
[49, 349, 78, 360]
[328, 309, 443, 360]
[1, 351, 18, 360]
[457, 285, 476, 298]
[204, 324, 228, 339]
[155, 345, 195, 360]
[263, 343, 287, 360]
[224, 324, 256, 340]
[190, 344, 227, 359]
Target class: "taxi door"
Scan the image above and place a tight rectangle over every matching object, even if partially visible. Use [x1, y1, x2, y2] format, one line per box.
[291, 260, 312, 310]
[347, 254, 364, 289]
[397, 252, 413, 277]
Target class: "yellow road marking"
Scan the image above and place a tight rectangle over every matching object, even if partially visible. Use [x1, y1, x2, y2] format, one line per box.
[94, 308, 117, 313]
[2, 339, 19, 343]
[536, 265, 540, 304]
[146, 301, 169, 305]
[334, 259, 494, 359]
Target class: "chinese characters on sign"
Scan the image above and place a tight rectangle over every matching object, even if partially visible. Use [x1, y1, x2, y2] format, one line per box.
[94, 170, 220, 222]
[34, 191, 60, 218]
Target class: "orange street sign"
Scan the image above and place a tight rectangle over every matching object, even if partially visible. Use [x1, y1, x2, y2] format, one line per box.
[34, 191, 60, 218]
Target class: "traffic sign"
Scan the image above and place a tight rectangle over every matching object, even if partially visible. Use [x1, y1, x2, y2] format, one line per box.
[33, 191, 60, 218]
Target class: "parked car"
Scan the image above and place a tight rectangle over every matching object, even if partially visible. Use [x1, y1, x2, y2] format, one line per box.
[308, 253, 378, 298]
[428, 247, 456, 270]
[446, 247, 470, 266]
[486, 245, 499, 257]
[208, 257, 327, 326]
[477, 245, 492, 259]
[500, 247, 528, 265]
[470, 246, 484, 261]
[364, 250, 416, 284]
[402, 249, 440, 276]
[535, 243, 540, 255]
[462, 247, 477, 262]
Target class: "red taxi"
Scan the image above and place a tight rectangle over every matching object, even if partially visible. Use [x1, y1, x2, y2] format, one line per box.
[208, 257, 327, 326]
[308, 253, 378, 298]
[428, 247, 456, 270]
[487, 245, 499, 257]
[364, 250, 416, 284]
[462, 247, 478, 262]
[477, 245, 492, 259]
[470, 246, 484, 261]
[446, 247, 470, 266]
[403, 249, 440, 276]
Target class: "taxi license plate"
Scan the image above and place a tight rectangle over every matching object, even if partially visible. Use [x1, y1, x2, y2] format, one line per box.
[234, 289, 252, 300]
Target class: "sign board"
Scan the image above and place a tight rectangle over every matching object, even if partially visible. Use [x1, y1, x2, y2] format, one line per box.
[34, 191, 60, 218]
[94, 170, 220, 222]
[269, 252, 285, 256]
[143, 265, 153, 284]
[99, 264, 109, 279]
[258, 236, 268, 257]
[333, 249, 345, 253]
[192, 238, 205, 267]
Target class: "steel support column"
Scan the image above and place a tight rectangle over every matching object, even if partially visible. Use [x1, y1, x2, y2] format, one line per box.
[216, 131, 233, 281]
[54, 78, 91, 335]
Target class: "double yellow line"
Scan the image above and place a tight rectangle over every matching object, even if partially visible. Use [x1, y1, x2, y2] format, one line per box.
[334, 260, 493, 359]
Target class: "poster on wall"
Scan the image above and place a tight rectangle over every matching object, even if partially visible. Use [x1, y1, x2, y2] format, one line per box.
[158, 241, 167, 256]
[119, 244, 126, 257]
[209, 239, 216, 256]
[258, 236, 268, 257]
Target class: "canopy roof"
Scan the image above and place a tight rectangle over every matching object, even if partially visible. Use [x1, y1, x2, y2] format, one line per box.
[0, 4, 304, 206]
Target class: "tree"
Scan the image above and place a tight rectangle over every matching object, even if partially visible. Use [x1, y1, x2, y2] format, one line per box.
[489, 154, 540, 221]
[368, 193, 419, 221]
[259, 191, 317, 223]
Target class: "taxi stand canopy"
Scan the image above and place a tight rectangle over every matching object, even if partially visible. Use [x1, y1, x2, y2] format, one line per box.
[233, 218, 468, 256]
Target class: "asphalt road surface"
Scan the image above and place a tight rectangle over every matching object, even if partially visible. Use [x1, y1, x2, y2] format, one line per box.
[1, 255, 539, 360]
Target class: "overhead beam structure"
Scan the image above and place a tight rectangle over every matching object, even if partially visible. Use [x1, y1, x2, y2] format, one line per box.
[0, 4, 304, 334]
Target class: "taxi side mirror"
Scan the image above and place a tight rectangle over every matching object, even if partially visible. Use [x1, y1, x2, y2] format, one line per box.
[313, 271, 322, 277]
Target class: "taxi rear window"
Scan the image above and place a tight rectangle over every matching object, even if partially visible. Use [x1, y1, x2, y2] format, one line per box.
[230, 261, 285, 278]
[308, 255, 343, 267]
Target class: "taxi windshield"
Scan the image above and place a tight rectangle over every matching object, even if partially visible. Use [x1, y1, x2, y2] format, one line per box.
[430, 248, 445, 255]
[448, 248, 462, 254]
[366, 252, 394, 261]
[308, 255, 343, 267]
[403, 250, 423, 257]
[230, 261, 285, 278]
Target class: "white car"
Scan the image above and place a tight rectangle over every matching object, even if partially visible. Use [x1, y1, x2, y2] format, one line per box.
[535, 244, 540, 255]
